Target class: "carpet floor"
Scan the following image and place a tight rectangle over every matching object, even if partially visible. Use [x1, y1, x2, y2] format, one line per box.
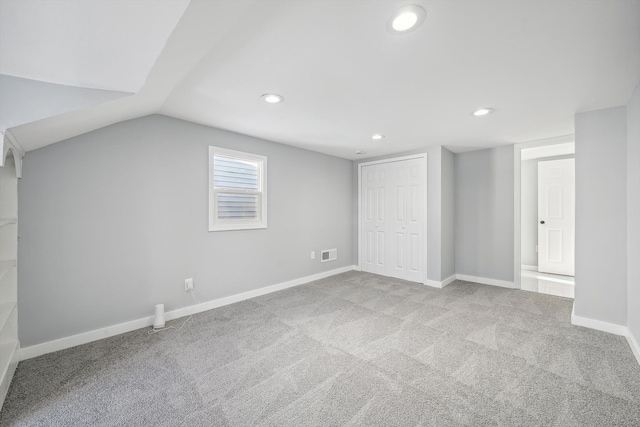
[2, 271, 640, 426]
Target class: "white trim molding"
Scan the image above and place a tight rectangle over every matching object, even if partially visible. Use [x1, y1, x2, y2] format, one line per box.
[570, 304, 640, 367]
[520, 142, 575, 161]
[521, 264, 538, 271]
[570, 304, 629, 336]
[455, 274, 516, 289]
[627, 332, 640, 367]
[20, 265, 355, 361]
[0, 130, 25, 178]
[208, 145, 267, 232]
[425, 274, 456, 289]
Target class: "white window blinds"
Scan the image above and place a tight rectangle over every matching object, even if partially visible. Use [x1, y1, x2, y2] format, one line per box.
[209, 147, 267, 231]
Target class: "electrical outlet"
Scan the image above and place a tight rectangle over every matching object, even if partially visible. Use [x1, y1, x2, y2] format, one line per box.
[310, 251, 316, 260]
[185, 278, 194, 291]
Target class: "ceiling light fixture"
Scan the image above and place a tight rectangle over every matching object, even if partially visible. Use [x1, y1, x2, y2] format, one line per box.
[387, 5, 426, 34]
[371, 134, 385, 140]
[355, 150, 364, 155]
[473, 108, 494, 116]
[261, 93, 284, 104]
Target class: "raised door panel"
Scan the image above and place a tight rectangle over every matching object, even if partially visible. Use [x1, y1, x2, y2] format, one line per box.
[385, 161, 407, 279]
[405, 158, 425, 283]
[361, 165, 376, 273]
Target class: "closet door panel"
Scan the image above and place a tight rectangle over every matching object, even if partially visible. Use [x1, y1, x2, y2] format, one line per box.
[406, 158, 425, 283]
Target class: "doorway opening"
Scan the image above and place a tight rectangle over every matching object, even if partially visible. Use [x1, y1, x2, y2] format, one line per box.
[516, 142, 575, 298]
[519, 142, 575, 298]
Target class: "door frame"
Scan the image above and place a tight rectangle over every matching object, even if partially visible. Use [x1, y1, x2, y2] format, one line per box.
[513, 135, 574, 289]
[357, 153, 428, 284]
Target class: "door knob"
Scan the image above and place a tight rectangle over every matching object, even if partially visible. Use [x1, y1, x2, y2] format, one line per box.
[540, 220, 545, 224]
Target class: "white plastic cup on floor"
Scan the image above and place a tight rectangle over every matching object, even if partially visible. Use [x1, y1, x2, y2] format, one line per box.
[153, 304, 165, 329]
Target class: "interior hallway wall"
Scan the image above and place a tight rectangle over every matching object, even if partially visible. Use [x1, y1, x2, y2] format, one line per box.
[455, 145, 515, 283]
[440, 147, 456, 279]
[574, 106, 627, 326]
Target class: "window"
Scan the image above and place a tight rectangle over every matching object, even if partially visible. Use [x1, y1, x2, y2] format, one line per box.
[209, 146, 267, 231]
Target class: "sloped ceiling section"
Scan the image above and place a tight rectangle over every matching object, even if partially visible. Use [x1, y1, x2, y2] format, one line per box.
[4, 0, 256, 153]
[0, 0, 190, 92]
[0, 75, 130, 131]
[1, 1, 640, 159]
[0, 0, 190, 153]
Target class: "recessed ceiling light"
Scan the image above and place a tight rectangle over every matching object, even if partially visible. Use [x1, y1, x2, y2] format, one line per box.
[371, 134, 385, 140]
[387, 5, 426, 34]
[473, 108, 494, 116]
[355, 150, 364, 155]
[261, 93, 284, 104]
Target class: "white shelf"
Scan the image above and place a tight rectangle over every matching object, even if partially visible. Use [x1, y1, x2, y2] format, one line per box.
[0, 219, 16, 229]
[0, 301, 16, 335]
[1, 141, 20, 410]
[0, 261, 16, 282]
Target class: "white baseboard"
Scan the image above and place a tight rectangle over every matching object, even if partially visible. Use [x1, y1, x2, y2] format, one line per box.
[570, 304, 628, 336]
[424, 280, 440, 288]
[424, 275, 457, 289]
[441, 274, 456, 288]
[570, 303, 640, 367]
[521, 264, 538, 271]
[455, 274, 516, 289]
[352, 264, 361, 272]
[19, 266, 355, 361]
[627, 331, 640, 367]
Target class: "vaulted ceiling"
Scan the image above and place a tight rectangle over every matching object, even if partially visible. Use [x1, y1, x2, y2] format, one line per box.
[2, 0, 639, 159]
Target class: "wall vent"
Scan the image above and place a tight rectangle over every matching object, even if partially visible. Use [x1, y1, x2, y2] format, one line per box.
[321, 248, 337, 263]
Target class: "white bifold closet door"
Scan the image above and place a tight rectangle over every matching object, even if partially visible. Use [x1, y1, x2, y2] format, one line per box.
[361, 159, 425, 282]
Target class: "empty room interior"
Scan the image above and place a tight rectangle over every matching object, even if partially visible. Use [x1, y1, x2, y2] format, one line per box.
[1, 0, 639, 425]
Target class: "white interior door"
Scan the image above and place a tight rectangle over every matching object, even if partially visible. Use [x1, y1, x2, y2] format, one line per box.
[538, 158, 575, 276]
[360, 157, 426, 282]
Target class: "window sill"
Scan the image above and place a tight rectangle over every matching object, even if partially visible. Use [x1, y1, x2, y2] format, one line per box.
[209, 223, 267, 232]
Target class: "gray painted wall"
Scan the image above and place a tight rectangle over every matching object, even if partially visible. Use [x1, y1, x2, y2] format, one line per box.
[574, 106, 627, 326]
[455, 145, 515, 282]
[627, 82, 640, 341]
[352, 146, 452, 282]
[440, 147, 456, 279]
[0, 74, 129, 132]
[520, 154, 575, 267]
[18, 115, 353, 347]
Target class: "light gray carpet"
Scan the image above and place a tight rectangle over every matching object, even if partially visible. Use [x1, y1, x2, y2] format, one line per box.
[2, 271, 640, 426]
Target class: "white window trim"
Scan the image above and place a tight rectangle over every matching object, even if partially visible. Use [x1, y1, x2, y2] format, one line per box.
[209, 146, 267, 232]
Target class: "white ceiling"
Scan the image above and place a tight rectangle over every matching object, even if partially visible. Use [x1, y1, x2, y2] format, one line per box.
[3, 0, 640, 159]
